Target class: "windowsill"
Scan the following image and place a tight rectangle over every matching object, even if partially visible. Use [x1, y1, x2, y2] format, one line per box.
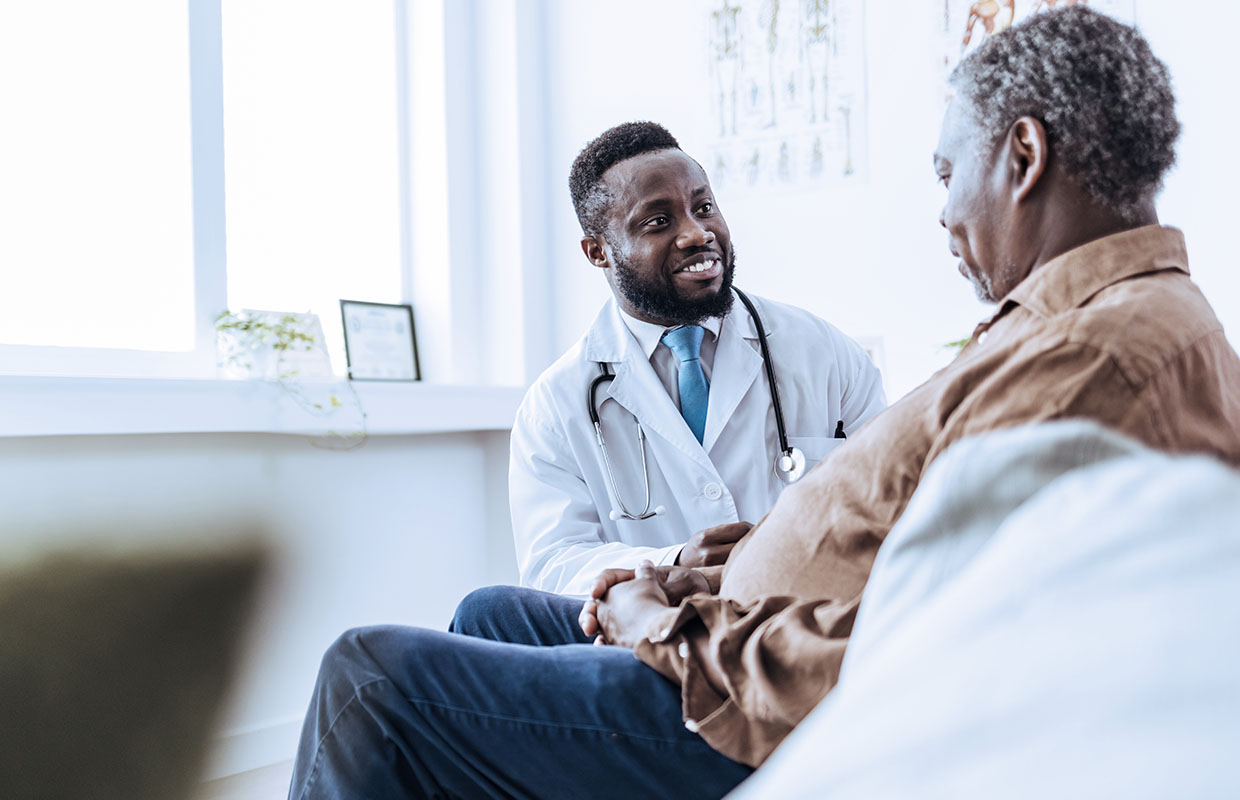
[1, 376, 526, 438]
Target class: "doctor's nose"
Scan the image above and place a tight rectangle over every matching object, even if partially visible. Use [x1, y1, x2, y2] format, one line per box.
[676, 223, 715, 249]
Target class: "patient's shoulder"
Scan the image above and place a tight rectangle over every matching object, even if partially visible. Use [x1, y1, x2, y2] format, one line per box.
[1066, 270, 1229, 383]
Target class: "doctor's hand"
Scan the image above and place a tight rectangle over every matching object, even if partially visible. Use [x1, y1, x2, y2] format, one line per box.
[589, 561, 672, 650]
[579, 564, 708, 640]
[675, 521, 753, 568]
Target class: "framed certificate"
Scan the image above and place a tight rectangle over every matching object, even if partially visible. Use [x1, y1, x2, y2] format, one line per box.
[339, 300, 421, 381]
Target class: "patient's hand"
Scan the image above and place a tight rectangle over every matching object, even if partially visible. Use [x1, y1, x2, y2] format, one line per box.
[579, 564, 708, 641]
[589, 561, 673, 649]
[675, 521, 752, 568]
[590, 564, 709, 603]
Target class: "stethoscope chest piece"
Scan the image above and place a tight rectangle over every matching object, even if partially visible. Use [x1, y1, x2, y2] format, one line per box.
[774, 446, 806, 485]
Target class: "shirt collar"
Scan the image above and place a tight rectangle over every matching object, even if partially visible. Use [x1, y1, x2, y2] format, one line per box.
[993, 225, 1189, 322]
[616, 306, 723, 360]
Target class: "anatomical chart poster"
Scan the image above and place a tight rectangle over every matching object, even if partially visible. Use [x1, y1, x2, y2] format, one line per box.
[942, 0, 1138, 93]
[704, 0, 868, 190]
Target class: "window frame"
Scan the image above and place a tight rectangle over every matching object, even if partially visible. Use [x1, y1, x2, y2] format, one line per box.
[0, 0, 225, 379]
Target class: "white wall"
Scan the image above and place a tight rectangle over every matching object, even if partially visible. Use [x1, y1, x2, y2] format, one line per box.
[532, 0, 1240, 400]
[1137, 2, 1240, 342]
[0, 430, 518, 777]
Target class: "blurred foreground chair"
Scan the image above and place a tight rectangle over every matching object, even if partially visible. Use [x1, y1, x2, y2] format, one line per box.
[0, 544, 265, 800]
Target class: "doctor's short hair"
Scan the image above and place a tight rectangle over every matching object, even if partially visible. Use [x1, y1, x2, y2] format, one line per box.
[950, 6, 1179, 221]
[569, 122, 681, 236]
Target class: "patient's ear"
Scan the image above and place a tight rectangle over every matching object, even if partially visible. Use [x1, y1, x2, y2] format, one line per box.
[1007, 116, 1048, 203]
[581, 236, 609, 269]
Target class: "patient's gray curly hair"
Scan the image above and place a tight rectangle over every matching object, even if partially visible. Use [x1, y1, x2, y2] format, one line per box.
[950, 6, 1179, 221]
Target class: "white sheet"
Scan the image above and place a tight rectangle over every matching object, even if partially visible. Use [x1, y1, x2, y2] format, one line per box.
[729, 421, 1240, 799]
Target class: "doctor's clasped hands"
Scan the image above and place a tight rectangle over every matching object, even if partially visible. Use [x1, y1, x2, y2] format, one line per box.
[674, 520, 752, 567]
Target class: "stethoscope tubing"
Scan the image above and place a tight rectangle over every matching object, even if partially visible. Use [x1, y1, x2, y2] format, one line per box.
[589, 289, 788, 453]
[589, 288, 799, 521]
[733, 288, 793, 461]
[588, 364, 613, 428]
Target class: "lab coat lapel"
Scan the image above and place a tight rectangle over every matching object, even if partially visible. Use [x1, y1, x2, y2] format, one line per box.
[585, 300, 716, 471]
[701, 302, 764, 454]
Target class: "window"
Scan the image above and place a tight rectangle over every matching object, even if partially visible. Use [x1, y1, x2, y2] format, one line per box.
[0, 2, 196, 357]
[221, 0, 406, 372]
[0, 0, 509, 385]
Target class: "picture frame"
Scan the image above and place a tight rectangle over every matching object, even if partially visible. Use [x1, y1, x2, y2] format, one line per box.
[339, 300, 421, 381]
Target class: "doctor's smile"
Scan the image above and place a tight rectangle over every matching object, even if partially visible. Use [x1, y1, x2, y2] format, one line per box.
[675, 255, 723, 278]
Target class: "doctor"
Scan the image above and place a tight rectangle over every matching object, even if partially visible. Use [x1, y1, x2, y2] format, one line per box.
[510, 122, 886, 595]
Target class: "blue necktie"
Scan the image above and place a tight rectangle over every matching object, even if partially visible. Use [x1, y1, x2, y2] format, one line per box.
[662, 325, 709, 444]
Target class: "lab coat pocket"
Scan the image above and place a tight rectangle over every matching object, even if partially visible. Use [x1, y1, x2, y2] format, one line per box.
[787, 436, 846, 471]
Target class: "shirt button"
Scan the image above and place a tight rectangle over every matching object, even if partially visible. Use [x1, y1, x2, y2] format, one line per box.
[684, 718, 700, 733]
[977, 329, 989, 345]
[703, 482, 723, 500]
[677, 641, 690, 659]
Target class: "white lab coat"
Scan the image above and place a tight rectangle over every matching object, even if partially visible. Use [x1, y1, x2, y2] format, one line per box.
[509, 292, 887, 595]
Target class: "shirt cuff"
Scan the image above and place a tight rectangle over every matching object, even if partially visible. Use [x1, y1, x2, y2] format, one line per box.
[632, 602, 778, 768]
[632, 604, 692, 680]
[655, 542, 685, 568]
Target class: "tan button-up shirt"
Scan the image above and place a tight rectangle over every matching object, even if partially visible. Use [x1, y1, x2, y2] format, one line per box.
[633, 226, 1240, 767]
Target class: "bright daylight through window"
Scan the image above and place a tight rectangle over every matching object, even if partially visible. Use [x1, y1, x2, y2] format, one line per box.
[221, 0, 405, 375]
[0, 1, 409, 379]
[0, 2, 195, 355]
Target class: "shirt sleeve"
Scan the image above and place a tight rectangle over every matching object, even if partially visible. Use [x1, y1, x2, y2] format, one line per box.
[633, 592, 859, 768]
[509, 402, 683, 596]
[837, 333, 887, 436]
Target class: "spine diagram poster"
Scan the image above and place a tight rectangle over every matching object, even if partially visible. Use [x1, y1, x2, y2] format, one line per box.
[942, 0, 1137, 82]
[704, 0, 868, 190]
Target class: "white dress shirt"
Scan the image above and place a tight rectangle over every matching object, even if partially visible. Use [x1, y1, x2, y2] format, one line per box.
[615, 307, 722, 411]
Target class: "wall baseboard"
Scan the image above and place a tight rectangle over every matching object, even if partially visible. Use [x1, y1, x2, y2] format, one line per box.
[203, 715, 304, 780]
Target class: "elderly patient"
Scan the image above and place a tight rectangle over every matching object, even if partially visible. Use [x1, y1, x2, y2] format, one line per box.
[288, 9, 1240, 800]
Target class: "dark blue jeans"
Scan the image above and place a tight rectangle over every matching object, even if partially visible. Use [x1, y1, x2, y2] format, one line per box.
[287, 585, 753, 800]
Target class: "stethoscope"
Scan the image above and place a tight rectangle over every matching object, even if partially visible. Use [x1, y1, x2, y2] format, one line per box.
[588, 288, 806, 522]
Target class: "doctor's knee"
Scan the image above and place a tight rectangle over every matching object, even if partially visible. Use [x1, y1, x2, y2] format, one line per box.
[449, 585, 523, 636]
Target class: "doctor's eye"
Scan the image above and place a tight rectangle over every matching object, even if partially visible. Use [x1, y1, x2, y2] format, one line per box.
[644, 215, 669, 228]
[697, 201, 714, 215]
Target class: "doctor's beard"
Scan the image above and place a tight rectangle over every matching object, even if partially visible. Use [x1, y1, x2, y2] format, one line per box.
[610, 243, 737, 326]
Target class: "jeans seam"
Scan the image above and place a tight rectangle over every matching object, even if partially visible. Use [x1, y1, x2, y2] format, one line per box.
[293, 677, 390, 799]
[401, 692, 699, 747]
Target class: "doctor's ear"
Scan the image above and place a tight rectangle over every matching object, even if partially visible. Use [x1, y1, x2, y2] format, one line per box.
[581, 236, 610, 269]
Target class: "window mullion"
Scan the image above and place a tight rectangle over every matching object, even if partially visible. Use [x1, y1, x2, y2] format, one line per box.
[188, 0, 229, 378]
